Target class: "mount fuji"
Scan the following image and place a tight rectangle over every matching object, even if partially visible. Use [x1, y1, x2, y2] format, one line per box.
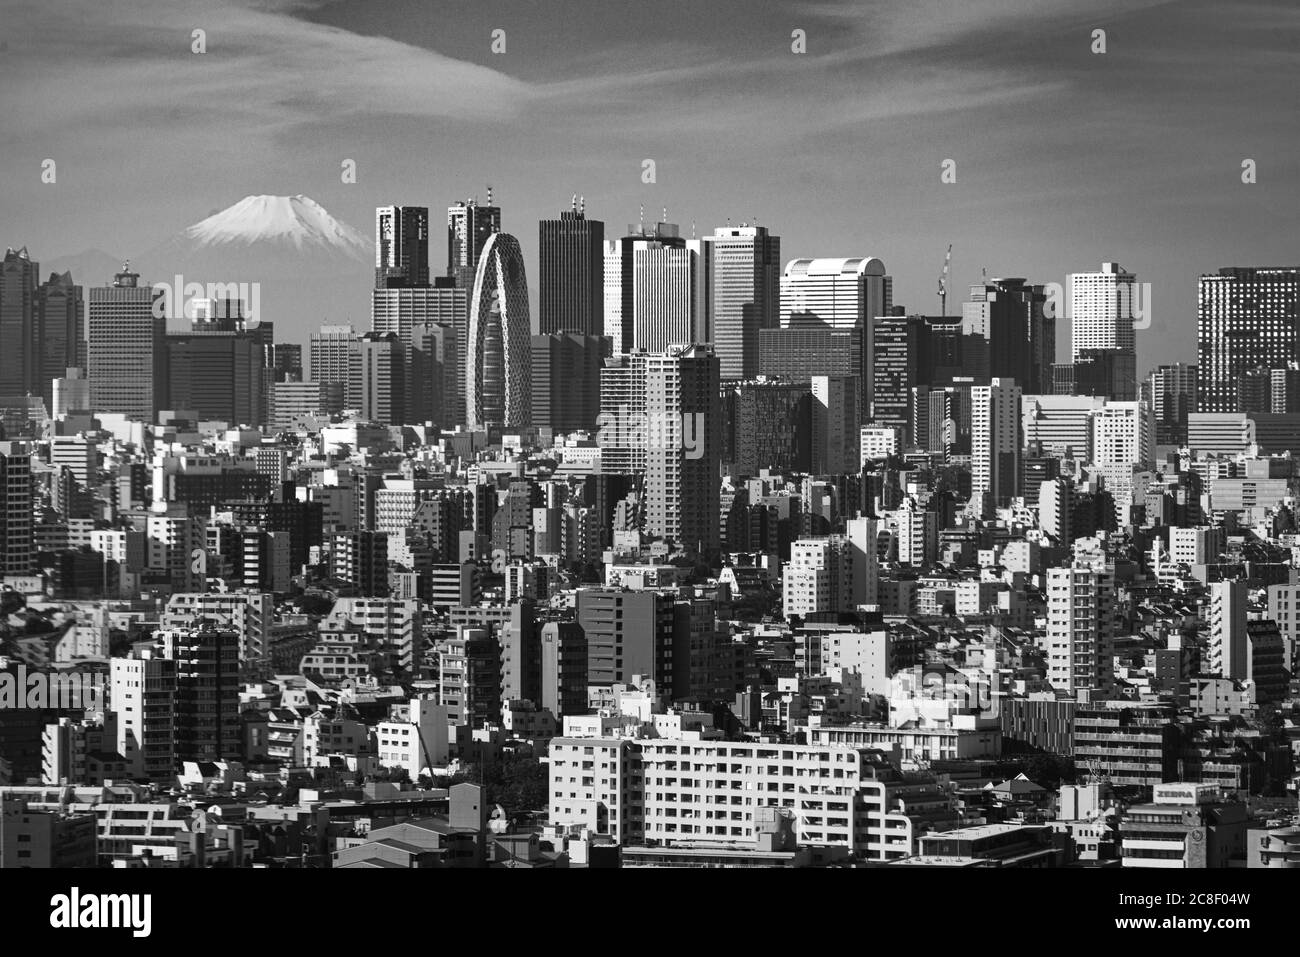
[112, 195, 376, 338]
[165, 194, 372, 259]
[141, 194, 372, 274]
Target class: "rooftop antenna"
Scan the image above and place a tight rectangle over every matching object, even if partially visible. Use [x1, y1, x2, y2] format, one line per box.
[662, 206, 667, 224]
[639, 204, 644, 231]
[486, 184, 494, 205]
[691, 221, 696, 239]
[580, 195, 586, 215]
[571, 193, 578, 213]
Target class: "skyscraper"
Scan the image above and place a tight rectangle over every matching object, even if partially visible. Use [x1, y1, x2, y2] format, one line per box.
[167, 304, 266, 427]
[0, 247, 39, 399]
[36, 270, 84, 409]
[603, 219, 695, 354]
[971, 378, 1022, 510]
[701, 225, 781, 379]
[642, 344, 721, 554]
[409, 321, 461, 429]
[447, 193, 501, 290]
[538, 199, 604, 337]
[87, 263, 168, 421]
[1143, 362, 1198, 445]
[531, 332, 607, 435]
[811, 375, 861, 476]
[371, 281, 469, 425]
[310, 324, 357, 411]
[631, 241, 705, 352]
[1090, 400, 1155, 525]
[375, 205, 430, 288]
[467, 232, 531, 430]
[1196, 267, 1300, 413]
[1069, 262, 1138, 400]
[722, 379, 812, 475]
[353, 331, 406, 426]
[779, 257, 891, 329]
[868, 313, 921, 443]
[963, 277, 1052, 395]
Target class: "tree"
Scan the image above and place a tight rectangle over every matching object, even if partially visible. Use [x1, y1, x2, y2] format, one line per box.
[1021, 753, 1076, 789]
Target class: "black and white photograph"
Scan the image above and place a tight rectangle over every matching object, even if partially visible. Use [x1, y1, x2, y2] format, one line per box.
[0, 0, 1296, 936]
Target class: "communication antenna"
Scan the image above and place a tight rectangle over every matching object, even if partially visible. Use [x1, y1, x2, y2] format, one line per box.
[571, 193, 578, 213]
[486, 184, 494, 205]
[938, 243, 953, 317]
[580, 195, 586, 215]
[639, 204, 644, 231]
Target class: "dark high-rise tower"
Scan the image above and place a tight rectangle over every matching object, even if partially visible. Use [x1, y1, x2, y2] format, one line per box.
[962, 277, 1053, 395]
[0, 247, 39, 398]
[447, 191, 501, 290]
[375, 206, 430, 288]
[538, 197, 604, 336]
[1197, 267, 1300, 413]
[37, 270, 85, 409]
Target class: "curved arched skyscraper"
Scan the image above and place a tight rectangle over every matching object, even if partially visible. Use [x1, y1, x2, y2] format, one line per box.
[467, 232, 531, 430]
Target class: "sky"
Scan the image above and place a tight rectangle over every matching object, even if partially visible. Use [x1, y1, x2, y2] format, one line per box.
[2, 0, 1297, 367]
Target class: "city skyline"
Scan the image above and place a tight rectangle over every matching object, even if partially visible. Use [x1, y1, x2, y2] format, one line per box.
[3, 0, 1300, 901]
[3, 0, 1297, 369]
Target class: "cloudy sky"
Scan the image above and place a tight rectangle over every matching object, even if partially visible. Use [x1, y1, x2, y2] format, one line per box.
[2, 0, 1296, 366]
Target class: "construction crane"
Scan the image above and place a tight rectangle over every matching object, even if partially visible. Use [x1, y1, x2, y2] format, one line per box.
[938, 243, 953, 317]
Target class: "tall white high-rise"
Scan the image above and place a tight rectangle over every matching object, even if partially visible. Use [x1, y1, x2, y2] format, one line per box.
[602, 239, 623, 343]
[971, 378, 1022, 509]
[1070, 262, 1138, 357]
[1089, 400, 1155, 524]
[701, 225, 780, 379]
[1070, 262, 1138, 399]
[779, 257, 891, 329]
[631, 242, 704, 353]
[1208, 580, 1247, 680]
[783, 537, 850, 619]
[1045, 565, 1115, 700]
[87, 264, 167, 421]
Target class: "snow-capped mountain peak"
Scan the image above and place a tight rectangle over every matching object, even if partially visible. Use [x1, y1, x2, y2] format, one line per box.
[177, 194, 370, 258]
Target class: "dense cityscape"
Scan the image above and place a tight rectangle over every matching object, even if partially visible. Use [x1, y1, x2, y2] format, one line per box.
[0, 188, 1297, 875]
